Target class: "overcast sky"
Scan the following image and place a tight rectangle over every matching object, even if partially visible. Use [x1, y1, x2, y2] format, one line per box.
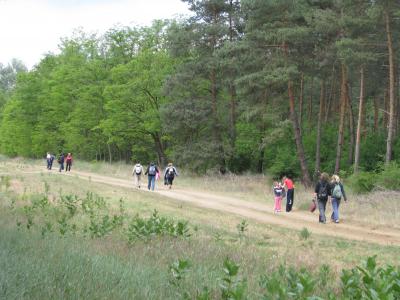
[0, 0, 190, 69]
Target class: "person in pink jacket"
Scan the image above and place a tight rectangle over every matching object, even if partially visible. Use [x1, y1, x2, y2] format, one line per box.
[65, 153, 73, 172]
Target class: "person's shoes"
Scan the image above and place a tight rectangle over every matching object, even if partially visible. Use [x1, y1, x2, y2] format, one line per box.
[335, 220, 339, 223]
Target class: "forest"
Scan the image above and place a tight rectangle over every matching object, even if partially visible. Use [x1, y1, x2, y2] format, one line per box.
[1, 0, 400, 187]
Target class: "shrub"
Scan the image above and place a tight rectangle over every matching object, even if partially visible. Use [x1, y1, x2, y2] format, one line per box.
[347, 172, 377, 193]
[299, 227, 311, 240]
[376, 162, 400, 191]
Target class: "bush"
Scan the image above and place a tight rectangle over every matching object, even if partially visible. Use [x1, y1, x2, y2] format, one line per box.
[348, 163, 400, 193]
[376, 162, 400, 191]
[347, 172, 377, 193]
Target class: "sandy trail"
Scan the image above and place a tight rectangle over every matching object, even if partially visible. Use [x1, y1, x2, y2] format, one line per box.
[8, 165, 400, 246]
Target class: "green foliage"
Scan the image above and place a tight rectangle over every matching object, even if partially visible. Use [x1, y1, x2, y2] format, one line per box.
[341, 256, 400, 299]
[126, 210, 191, 242]
[348, 163, 400, 193]
[169, 259, 191, 286]
[236, 220, 248, 239]
[220, 258, 247, 300]
[376, 162, 400, 191]
[348, 172, 378, 193]
[259, 266, 322, 299]
[299, 227, 311, 241]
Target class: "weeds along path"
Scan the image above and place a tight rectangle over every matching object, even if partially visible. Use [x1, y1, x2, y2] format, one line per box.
[21, 167, 400, 246]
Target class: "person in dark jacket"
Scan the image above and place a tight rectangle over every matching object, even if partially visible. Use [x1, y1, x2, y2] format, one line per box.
[58, 152, 65, 172]
[164, 163, 179, 189]
[49, 154, 55, 170]
[145, 162, 159, 191]
[330, 175, 347, 223]
[314, 172, 331, 223]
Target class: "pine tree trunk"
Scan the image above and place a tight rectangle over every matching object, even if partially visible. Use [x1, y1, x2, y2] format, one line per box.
[347, 89, 355, 166]
[210, 68, 220, 144]
[385, 9, 396, 164]
[374, 96, 379, 132]
[288, 80, 312, 187]
[354, 66, 365, 173]
[335, 64, 348, 174]
[153, 133, 167, 167]
[324, 66, 336, 123]
[228, 0, 236, 146]
[315, 80, 325, 175]
[383, 89, 389, 129]
[308, 77, 314, 126]
[299, 72, 304, 133]
[229, 85, 237, 143]
[107, 143, 112, 164]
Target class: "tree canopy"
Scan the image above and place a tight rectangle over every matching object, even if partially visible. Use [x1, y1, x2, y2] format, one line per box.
[1, 1, 400, 183]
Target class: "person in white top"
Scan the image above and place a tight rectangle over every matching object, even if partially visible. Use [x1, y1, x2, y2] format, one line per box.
[46, 152, 51, 170]
[132, 162, 143, 188]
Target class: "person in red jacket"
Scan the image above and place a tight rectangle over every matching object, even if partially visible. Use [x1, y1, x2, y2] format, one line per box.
[283, 176, 295, 212]
[65, 153, 73, 172]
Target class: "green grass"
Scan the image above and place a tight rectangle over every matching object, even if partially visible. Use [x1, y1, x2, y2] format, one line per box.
[1, 157, 400, 298]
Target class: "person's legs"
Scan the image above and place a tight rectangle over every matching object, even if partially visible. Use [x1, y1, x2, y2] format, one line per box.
[168, 176, 174, 189]
[318, 198, 327, 223]
[332, 198, 341, 222]
[150, 175, 156, 191]
[286, 189, 294, 212]
[274, 196, 282, 212]
[59, 162, 64, 172]
[148, 175, 152, 190]
[277, 196, 282, 211]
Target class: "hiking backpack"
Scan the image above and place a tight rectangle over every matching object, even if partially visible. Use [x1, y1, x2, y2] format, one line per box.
[168, 167, 174, 176]
[332, 183, 343, 199]
[148, 165, 156, 176]
[135, 165, 142, 175]
[318, 182, 328, 200]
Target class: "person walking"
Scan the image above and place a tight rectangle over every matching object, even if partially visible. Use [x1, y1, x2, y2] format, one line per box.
[330, 175, 347, 223]
[283, 176, 295, 212]
[272, 181, 284, 213]
[145, 162, 159, 191]
[65, 153, 73, 171]
[49, 153, 55, 170]
[314, 172, 331, 223]
[164, 163, 178, 189]
[46, 152, 52, 169]
[132, 162, 143, 189]
[58, 152, 65, 172]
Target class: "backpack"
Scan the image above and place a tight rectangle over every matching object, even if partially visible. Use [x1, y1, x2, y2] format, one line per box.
[274, 186, 283, 196]
[135, 165, 142, 175]
[318, 182, 328, 200]
[168, 167, 175, 176]
[148, 165, 156, 176]
[332, 183, 343, 199]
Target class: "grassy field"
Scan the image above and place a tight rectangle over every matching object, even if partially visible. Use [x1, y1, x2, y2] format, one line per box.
[1, 156, 399, 299]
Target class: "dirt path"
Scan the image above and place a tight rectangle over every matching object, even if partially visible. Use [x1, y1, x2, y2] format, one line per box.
[10, 165, 400, 246]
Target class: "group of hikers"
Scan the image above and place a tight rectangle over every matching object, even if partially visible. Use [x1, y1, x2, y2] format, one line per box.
[46, 152, 73, 172]
[45, 152, 347, 223]
[273, 173, 347, 224]
[131, 162, 178, 191]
